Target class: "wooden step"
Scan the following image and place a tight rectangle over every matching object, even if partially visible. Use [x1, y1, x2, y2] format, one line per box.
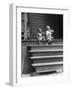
[33, 57, 63, 63]
[28, 44, 63, 47]
[22, 39, 63, 46]
[30, 55, 63, 59]
[29, 51, 63, 57]
[29, 49, 63, 53]
[32, 61, 63, 67]
[36, 64, 63, 73]
[30, 45, 63, 51]
[52, 41, 63, 45]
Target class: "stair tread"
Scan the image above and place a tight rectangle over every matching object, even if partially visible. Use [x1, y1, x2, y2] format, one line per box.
[22, 39, 63, 42]
[27, 44, 63, 47]
[29, 49, 63, 52]
[36, 64, 63, 73]
[33, 58, 63, 63]
[36, 68, 63, 73]
[32, 61, 63, 66]
[30, 55, 63, 59]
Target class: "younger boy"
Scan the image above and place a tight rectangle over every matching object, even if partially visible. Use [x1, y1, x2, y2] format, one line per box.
[36, 28, 44, 45]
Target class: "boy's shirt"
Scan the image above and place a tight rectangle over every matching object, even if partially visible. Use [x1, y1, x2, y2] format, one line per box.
[37, 32, 43, 40]
[46, 30, 52, 39]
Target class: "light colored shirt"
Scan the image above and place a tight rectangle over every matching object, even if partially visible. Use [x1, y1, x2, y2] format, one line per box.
[37, 33, 43, 40]
[46, 31, 52, 39]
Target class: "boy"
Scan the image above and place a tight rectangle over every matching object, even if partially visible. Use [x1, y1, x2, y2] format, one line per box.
[36, 28, 45, 45]
[46, 26, 54, 45]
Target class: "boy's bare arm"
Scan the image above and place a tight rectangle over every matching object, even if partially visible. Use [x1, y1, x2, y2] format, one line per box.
[50, 29, 54, 33]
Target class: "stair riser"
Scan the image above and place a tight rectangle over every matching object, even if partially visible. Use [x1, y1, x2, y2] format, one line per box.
[31, 51, 63, 57]
[52, 41, 63, 45]
[31, 46, 63, 50]
[22, 40, 63, 46]
[33, 58, 63, 63]
[36, 64, 63, 73]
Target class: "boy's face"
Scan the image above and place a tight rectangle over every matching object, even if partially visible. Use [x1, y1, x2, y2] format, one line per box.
[46, 26, 50, 30]
[39, 28, 42, 32]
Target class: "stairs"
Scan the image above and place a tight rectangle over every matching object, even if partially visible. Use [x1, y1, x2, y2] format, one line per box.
[26, 39, 63, 75]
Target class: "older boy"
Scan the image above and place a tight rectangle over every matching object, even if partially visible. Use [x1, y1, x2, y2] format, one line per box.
[46, 26, 54, 45]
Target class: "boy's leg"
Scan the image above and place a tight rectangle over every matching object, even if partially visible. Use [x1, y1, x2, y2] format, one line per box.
[38, 40, 41, 45]
[46, 39, 49, 45]
[48, 39, 52, 45]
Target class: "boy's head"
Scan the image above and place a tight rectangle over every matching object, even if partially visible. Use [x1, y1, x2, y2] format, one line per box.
[38, 28, 42, 33]
[46, 26, 50, 30]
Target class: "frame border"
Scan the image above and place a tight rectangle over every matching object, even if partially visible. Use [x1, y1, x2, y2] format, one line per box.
[9, 3, 69, 86]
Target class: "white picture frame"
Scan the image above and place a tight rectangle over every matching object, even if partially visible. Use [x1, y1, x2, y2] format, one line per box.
[9, 4, 70, 86]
